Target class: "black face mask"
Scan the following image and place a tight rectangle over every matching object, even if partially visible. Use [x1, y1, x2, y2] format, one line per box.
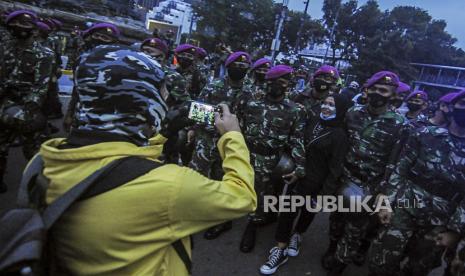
[228, 67, 248, 81]
[452, 108, 465, 127]
[178, 57, 193, 68]
[390, 98, 403, 109]
[407, 102, 423, 112]
[267, 82, 287, 98]
[255, 72, 266, 82]
[313, 79, 332, 93]
[367, 93, 390, 108]
[10, 26, 32, 39]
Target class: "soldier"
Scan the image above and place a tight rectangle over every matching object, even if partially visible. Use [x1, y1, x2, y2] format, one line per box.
[141, 38, 189, 108]
[247, 58, 271, 101]
[327, 71, 407, 275]
[174, 44, 207, 100]
[189, 51, 252, 239]
[0, 11, 15, 87]
[63, 23, 120, 132]
[405, 90, 429, 128]
[238, 65, 307, 253]
[67, 26, 85, 70]
[391, 81, 411, 114]
[371, 90, 465, 276]
[428, 92, 458, 127]
[0, 10, 54, 193]
[290, 65, 340, 121]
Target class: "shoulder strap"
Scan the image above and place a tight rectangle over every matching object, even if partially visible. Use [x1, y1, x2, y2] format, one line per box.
[172, 239, 192, 274]
[17, 155, 45, 208]
[42, 156, 161, 229]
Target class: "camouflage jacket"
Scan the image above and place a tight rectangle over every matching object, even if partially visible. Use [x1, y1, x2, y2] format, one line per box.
[0, 26, 15, 90]
[196, 78, 251, 136]
[45, 34, 63, 68]
[343, 105, 407, 191]
[163, 65, 190, 107]
[177, 65, 207, 100]
[381, 127, 465, 229]
[406, 112, 429, 129]
[289, 88, 328, 121]
[245, 80, 267, 101]
[2, 39, 54, 107]
[239, 97, 306, 177]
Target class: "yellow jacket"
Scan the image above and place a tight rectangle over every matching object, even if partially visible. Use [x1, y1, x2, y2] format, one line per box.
[40, 131, 256, 276]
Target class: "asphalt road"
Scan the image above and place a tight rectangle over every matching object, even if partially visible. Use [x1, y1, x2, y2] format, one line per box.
[0, 96, 442, 276]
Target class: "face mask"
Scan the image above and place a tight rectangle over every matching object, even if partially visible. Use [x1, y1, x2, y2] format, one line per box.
[367, 93, 390, 108]
[390, 98, 403, 109]
[267, 82, 287, 98]
[228, 67, 248, 81]
[320, 104, 337, 120]
[313, 79, 332, 93]
[178, 57, 193, 68]
[255, 72, 266, 82]
[452, 108, 465, 127]
[11, 26, 32, 39]
[407, 102, 423, 112]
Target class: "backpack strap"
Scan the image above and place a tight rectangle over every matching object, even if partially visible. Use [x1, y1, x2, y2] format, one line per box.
[172, 239, 192, 274]
[17, 155, 45, 208]
[41, 156, 161, 229]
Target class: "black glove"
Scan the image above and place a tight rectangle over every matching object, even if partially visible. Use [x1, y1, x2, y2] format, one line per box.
[159, 103, 194, 139]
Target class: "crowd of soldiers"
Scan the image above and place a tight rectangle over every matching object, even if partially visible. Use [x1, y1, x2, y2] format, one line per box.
[1, 8, 465, 276]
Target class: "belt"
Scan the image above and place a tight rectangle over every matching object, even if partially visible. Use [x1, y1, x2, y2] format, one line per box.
[408, 171, 464, 205]
[248, 143, 280, 156]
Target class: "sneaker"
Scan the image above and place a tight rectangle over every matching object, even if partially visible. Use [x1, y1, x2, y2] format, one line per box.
[260, 247, 288, 275]
[287, 233, 301, 257]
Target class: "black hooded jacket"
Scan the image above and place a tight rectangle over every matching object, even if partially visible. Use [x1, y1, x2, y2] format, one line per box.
[298, 93, 351, 196]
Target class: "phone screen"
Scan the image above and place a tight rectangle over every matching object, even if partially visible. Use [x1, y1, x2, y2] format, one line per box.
[188, 101, 216, 125]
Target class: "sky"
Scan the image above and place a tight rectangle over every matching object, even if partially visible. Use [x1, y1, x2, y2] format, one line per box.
[285, 0, 465, 50]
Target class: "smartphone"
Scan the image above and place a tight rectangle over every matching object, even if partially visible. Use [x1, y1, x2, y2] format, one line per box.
[188, 101, 218, 125]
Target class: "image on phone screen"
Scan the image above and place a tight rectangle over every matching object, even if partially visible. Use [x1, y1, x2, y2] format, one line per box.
[188, 101, 216, 125]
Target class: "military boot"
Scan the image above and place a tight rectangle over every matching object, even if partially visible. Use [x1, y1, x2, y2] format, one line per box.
[240, 222, 257, 253]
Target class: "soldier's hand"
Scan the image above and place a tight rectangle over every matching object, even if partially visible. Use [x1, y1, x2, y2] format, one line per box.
[282, 171, 298, 185]
[435, 231, 461, 248]
[215, 104, 241, 136]
[378, 209, 392, 225]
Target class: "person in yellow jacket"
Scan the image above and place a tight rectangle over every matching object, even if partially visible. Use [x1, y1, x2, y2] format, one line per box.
[40, 45, 257, 276]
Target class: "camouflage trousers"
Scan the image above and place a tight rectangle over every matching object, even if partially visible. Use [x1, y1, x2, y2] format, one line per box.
[368, 207, 444, 276]
[43, 79, 63, 117]
[189, 134, 223, 180]
[248, 152, 283, 224]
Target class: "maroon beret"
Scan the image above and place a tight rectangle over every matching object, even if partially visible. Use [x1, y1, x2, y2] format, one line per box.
[196, 47, 208, 58]
[314, 65, 340, 79]
[396, 82, 411, 94]
[175, 44, 197, 54]
[365, 71, 400, 88]
[450, 90, 465, 104]
[83, 23, 120, 38]
[439, 92, 459, 104]
[406, 91, 428, 102]
[225, 51, 251, 67]
[6, 10, 37, 25]
[36, 21, 51, 33]
[265, 65, 293, 80]
[252, 58, 271, 70]
[141, 38, 169, 55]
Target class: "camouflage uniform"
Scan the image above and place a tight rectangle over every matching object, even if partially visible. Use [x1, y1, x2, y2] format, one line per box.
[335, 105, 407, 265]
[245, 79, 267, 101]
[289, 88, 327, 120]
[0, 39, 54, 180]
[239, 95, 306, 220]
[177, 65, 207, 100]
[0, 26, 15, 91]
[369, 126, 465, 275]
[164, 65, 190, 107]
[42, 33, 63, 117]
[189, 78, 249, 180]
[406, 112, 429, 129]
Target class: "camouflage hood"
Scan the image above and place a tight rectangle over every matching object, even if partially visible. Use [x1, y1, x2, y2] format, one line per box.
[74, 45, 167, 145]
